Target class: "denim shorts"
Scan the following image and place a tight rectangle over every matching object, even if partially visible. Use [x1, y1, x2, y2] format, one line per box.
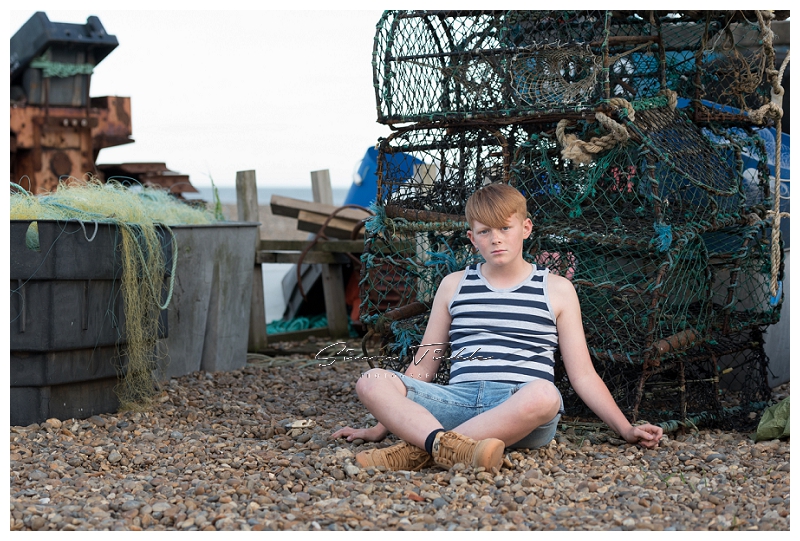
[393, 371, 563, 449]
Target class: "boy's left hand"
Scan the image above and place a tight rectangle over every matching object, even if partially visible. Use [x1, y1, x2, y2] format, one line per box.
[622, 423, 663, 448]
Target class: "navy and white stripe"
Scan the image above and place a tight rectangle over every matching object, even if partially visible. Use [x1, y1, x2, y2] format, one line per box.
[447, 263, 558, 385]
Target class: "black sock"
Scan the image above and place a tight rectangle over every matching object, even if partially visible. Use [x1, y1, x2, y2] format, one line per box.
[424, 428, 445, 454]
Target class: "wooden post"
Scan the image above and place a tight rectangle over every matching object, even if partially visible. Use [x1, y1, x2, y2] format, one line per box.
[236, 170, 268, 352]
[321, 264, 348, 338]
[310, 169, 349, 339]
[311, 169, 334, 206]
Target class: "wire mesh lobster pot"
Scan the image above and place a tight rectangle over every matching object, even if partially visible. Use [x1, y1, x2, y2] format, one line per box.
[686, 13, 780, 124]
[373, 11, 780, 125]
[704, 222, 784, 334]
[375, 125, 516, 217]
[511, 103, 767, 251]
[362, 10, 787, 430]
[557, 326, 772, 429]
[374, 10, 658, 124]
[512, 135, 658, 241]
[532, 231, 714, 365]
[713, 329, 773, 428]
[623, 104, 749, 223]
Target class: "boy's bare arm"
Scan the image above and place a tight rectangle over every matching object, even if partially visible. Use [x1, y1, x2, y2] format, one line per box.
[331, 271, 460, 443]
[551, 275, 663, 448]
[404, 271, 460, 381]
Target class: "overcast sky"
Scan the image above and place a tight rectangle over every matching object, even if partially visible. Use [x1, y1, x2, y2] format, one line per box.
[10, 6, 389, 188]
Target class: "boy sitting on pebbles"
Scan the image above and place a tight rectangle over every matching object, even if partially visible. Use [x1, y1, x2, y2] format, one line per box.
[332, 183, 662, 471]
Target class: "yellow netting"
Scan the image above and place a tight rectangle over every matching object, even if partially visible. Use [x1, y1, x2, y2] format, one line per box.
[10, 177, 217, 411]
[10, 178, 215, 225]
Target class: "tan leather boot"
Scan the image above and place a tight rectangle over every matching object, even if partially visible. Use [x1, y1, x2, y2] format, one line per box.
[355, 441, 433, 471]
[431, 431, 505, 470]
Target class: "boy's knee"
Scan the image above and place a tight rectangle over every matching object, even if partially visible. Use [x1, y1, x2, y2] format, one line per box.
[355, 368, 404, 399]
[519, 380, 561, 420]
[355, 369, 378, 397]
[542, 383, 562, 417]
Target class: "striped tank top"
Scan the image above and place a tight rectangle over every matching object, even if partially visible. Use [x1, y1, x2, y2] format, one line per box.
[447, 263, 558, 385]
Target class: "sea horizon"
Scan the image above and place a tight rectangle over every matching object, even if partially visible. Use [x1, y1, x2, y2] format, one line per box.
[184, 184, 352, 205]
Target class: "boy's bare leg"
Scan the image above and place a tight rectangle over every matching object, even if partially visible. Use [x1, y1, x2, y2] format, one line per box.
[451, 380, 561, 447]
[356, 369, 443, 449]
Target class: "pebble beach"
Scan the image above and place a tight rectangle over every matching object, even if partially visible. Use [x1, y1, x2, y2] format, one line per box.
[9, 340, 790, 532]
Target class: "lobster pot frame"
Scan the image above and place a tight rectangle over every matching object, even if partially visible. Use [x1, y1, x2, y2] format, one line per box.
[376, 125, 515, 217]
[359, 222, 475, 326]
[556, 328, 771, 429]
[704, 223, 784, 334]
[625, 105, 746, 224]
[363, 125, 510, 322]
[511, 101, 774, 243]
[689, 13, 779, 124]
[713, 329, 773, 429]
[530, 233, 713, 364]
[373, 10, 782, 125]
[374, 10, 644, 123]
[512, 135, 660, 242]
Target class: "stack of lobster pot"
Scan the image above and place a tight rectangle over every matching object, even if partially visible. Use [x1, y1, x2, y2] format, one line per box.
[359, 10, 789, 430]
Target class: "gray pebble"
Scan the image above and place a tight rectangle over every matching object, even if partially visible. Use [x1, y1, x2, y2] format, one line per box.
[120, 500, 144, 511]
[28, 470, 48, 481]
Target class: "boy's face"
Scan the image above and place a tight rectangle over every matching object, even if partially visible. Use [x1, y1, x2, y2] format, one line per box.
[467, 212, 532, 267]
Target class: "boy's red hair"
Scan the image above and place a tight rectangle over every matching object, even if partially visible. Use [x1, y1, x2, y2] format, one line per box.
[465, 182, 527, 228]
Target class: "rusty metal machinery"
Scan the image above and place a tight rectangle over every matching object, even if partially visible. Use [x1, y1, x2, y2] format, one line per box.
[10, 12, 198, 197]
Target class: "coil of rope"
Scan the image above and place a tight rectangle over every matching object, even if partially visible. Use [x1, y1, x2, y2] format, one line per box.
[556, 97, 636, 165]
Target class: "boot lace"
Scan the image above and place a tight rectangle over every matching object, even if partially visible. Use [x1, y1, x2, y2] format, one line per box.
[374, 442, 430, 470]
[434, 432, 475, 467]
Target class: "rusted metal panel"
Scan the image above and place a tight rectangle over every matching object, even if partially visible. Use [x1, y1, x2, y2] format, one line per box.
[91, 96, 134, 150]
[94, 163, 199, 195]
[40, 126, 83, 148]
[11, 97, 134, 194]
[11, 105, 103, 149]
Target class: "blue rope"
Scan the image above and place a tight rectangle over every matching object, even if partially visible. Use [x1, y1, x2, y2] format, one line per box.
[390, 320, 423, 359]
[364, 204, 387, 235]
[769, 281, 783, 307]
[653, 222, 673, 252]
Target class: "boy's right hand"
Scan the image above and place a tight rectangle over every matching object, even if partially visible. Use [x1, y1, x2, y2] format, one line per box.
[330, 424, 389, 443]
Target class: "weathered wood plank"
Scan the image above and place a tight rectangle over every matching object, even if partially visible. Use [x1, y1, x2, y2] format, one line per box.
[236, 170, 268, 352]
[296, 210, 365, 239]
[322, 264, 349, 338]
[311, 170, 349, 340]
[270, 194, 371, 222]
